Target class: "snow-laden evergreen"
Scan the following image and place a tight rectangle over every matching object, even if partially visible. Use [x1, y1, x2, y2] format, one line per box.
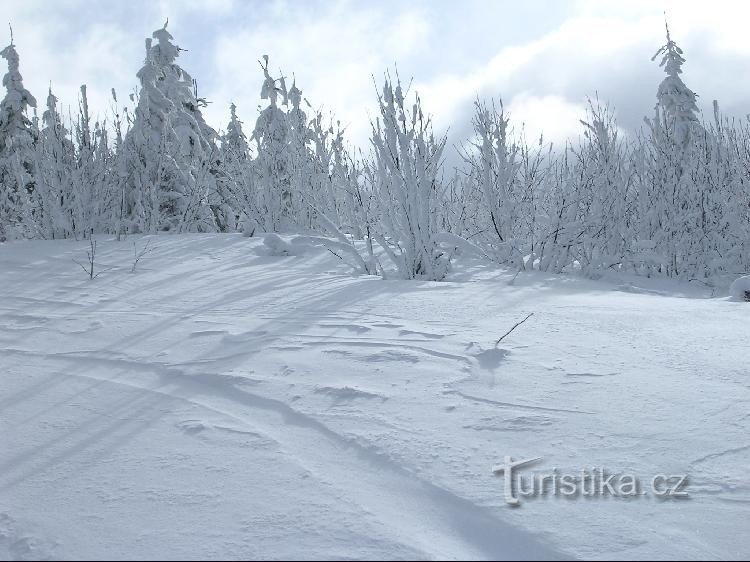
[36, 86, 75, 239]
[124, 21, 219, 234]
[0, 36, 37, 241]
[251, 56, 292, 232]
[223, 103, 249, 158]
[651, 21, 702, 147]
[213, 102, 249, 233]
[0, 39, 36, 155]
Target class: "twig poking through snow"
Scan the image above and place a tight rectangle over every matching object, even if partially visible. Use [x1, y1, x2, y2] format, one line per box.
[73, 238, 113, 280]
[495, 313, 534, 348]
[131, 239, 154, 273]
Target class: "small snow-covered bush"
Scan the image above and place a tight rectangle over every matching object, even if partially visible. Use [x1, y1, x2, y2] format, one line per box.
[367, 76, 459, 281]
[729, 276, 750, 301]
[261, 233, 293, 256]
[260, 233, 311, 257]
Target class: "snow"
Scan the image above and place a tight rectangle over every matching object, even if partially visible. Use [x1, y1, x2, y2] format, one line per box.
[729, 275, 750, 301]
[0, 234, 748, 560]
[260, 233, 310, 257]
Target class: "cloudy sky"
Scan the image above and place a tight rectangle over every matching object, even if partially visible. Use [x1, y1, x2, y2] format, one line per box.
[4, 0, 749, 151]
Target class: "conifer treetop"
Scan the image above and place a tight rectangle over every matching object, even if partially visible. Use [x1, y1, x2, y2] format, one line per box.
[0, 33, 37, 153]
[651, 19, 700, 144]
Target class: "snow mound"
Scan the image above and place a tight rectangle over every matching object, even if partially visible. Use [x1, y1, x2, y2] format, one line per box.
[314, 386, 386, 401]
[729, 275, 750, 301]
[259, 234, 311, 257]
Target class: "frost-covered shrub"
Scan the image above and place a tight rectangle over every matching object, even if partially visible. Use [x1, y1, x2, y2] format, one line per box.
[366, 76, 457, 281]
[463, 99, 526, 268]
[261, 233, 291, 255]
[260, 233, 312, 257]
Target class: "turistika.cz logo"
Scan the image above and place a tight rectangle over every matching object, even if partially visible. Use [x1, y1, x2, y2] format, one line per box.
[492, 456, 689, 506]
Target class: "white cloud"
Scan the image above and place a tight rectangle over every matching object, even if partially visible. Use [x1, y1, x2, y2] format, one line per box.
[506, 94, 587, 146]
[414, 1, 750, 148]
[205, 2, 431, 147]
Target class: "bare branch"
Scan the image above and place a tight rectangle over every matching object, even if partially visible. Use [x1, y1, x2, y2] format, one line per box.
[495, 313, 534, 348]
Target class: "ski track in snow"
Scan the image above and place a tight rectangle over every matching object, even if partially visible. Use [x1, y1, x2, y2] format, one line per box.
[0, 234, 748, 560]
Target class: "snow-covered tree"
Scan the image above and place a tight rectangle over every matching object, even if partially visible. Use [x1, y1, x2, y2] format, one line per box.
[285, 79, 315, 227]
[69, 84, 103, 238]
[123, 35, 178, 233]
[36, 86, 75, 238]
[556, 101, 632, 275]
[213, 103, 251, 233]
[0, 39, 36, 155]
[328, 123, 366, 237]
[109, 88, 131, 240]
[251, 57, 292, 232]
[124, 21, 219, 233]
[465, 99, 526, 267]
[650, 21, 701, 147]
[0, 35, 38, 240]
[636, 23, 712, 279]
[223, 103, 250, 158]
[367, 77, 456, 280]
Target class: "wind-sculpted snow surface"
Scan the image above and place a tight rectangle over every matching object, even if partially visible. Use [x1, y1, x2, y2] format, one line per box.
[0, 234, 747, 559]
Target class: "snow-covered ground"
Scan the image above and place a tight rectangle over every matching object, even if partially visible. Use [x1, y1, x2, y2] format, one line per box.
[0, 234, 747, 560]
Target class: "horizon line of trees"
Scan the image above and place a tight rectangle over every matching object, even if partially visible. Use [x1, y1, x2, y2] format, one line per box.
[0, 21, 748, 284]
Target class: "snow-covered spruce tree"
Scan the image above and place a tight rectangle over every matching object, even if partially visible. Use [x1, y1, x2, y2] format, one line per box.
[637, 23, 707, 279]
[124, 22, 219, 234]
[285, 79, 318, 229]
[225, 103, 250, 158]
[251, 56, 291, 232]
[153, 22, 221, 233]
[367, 77, 458, 281]
[122, 37, 171, 234]
[69, 84, 108, 239]
[651, 22, 702, 148]
[627, 27, 750, 282]
[90, 115, 118, 236]
[109, 88, 131, 240]
[218, 102, 253, 233]
[0, 35, 38, 241]
[36, 86, 75, 239]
